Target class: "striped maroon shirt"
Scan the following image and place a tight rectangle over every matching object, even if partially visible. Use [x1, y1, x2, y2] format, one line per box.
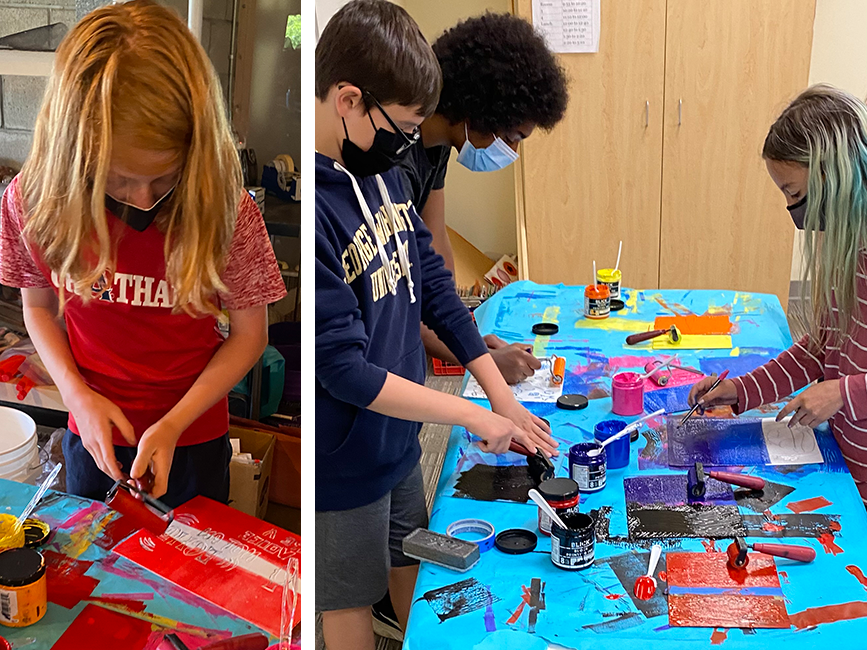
[731, 269, 867, 503]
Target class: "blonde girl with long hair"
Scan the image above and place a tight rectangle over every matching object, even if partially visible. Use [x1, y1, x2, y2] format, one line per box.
[690, 84, 867, 505]
[0, 0, 285, 504]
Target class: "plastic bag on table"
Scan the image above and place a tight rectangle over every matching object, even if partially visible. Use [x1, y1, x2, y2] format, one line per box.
[22, 428, 66, 490]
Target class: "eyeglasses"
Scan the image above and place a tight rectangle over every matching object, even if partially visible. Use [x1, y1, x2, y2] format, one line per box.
[364, 91, 421, 155]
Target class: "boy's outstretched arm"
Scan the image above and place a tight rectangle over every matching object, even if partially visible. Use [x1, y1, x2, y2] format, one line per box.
[316, 226, 554, 456]
[411, 212, 556, 454]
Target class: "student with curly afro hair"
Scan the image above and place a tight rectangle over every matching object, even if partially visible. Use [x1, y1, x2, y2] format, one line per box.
[395, 12, 569, 387]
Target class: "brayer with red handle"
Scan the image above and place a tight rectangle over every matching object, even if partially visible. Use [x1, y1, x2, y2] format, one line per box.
[106, 475, 174, 536]
[509, 440, 555, 484]
[688, 461, 766, 499]
[727, 536, 816, 569]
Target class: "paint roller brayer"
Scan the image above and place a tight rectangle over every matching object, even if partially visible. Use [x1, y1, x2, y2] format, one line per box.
[687, 462, 766, 499]
[626, 325, 681, 346]
[509, 440, 555, 484]
[402, 527, 481, 572]
[105, 477, 174, 536]
[726, 537, 816, 570]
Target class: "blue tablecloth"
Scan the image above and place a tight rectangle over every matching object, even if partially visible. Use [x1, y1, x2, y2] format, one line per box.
[404, 282, 867, 650]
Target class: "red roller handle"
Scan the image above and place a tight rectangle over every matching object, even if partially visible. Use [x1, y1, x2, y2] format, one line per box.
[708, 471, 766, 491]
[509, 440, 533, 458]
[106, 484, 170, 535]
[752, 543, 816, 563]
[626, 329, 668, 345]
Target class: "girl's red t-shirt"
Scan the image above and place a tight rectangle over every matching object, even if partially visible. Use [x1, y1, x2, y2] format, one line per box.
[0, 176, 287, 446]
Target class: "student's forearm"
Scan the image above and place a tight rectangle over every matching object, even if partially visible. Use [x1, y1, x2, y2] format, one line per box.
[465, 353, 515, 409]
[421, 324, 461, 364]
[421, 190, 455, 274]
[368, 372, 485, 430]
[161, 328, 267, 435]
[429, 223, 455, 274]
[22, 306, 88, 400]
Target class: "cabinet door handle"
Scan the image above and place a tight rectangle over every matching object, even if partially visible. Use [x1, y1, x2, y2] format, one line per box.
[678, 98, 682, 126]
[645, 100, 649, 128]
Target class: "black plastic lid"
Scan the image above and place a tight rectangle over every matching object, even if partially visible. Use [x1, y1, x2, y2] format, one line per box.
[495, 529, 538, 554]
[0, 548, 45, 587]
[538, 477, 580, 501]
[532, 322, 559, 335]
[557, 394, 589, 410]
[610, 299, 625, 312]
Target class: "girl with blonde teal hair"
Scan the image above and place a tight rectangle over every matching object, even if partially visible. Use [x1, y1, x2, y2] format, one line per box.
[690, 84, 867, 504]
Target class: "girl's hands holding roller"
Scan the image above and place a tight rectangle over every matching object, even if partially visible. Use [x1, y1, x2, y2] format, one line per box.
[66, 385, 136, 481]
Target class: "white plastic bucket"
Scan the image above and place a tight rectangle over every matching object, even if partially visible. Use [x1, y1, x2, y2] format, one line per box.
[0, 408, 37, 482]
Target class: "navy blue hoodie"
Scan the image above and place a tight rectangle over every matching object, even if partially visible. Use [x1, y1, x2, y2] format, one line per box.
[316, 152, 487, 511]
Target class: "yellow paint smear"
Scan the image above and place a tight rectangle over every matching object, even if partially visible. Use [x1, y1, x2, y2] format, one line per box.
[533, 306, 560, 356]
[62, 510, 113, 559]
[573, 317, 655, 334]
[653, 334, 733, 350]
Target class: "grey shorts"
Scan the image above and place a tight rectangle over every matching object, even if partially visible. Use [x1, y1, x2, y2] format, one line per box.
[315, 463, 429, 611]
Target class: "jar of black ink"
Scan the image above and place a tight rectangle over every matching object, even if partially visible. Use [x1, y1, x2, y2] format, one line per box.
[550, 512, 595, 570]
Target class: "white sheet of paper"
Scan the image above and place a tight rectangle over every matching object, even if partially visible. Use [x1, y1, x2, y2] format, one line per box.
[463, 358, 565, 403]
[532, 0, 600, 54]
[761, 418, 824, 466]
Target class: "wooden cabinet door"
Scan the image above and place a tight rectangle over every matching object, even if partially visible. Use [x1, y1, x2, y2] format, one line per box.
[515, 0, 666, 289]
[659, 0, 815, 304]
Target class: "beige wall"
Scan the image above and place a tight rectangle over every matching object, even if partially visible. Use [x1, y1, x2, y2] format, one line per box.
[791, 0, 867, 280]
[403, 0, 516, 260]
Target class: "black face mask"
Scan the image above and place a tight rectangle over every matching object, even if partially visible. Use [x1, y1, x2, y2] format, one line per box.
[340, 114, 412, 177]
[787, 194, 826, 231]
[105, 188, 175, 232]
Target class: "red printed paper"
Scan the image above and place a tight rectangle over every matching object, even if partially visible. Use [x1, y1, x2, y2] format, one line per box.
[113, 496, 300, 635]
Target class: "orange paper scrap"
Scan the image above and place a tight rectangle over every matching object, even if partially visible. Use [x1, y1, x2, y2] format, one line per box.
[655, 315, 733, 336]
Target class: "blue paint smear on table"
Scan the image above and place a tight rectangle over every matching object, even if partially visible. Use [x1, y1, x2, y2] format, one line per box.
[407, 284, 867, 650]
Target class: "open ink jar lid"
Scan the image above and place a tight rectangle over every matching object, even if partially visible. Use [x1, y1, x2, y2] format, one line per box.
[494, 529, 537, 554]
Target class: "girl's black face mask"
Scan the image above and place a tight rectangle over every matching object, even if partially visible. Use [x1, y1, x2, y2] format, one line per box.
[340, 113, 413, 177]
[787, 194, 826, 231]
[105, 188, 175, 232]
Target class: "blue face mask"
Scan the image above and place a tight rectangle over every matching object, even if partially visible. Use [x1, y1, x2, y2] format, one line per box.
[456, 123, 519, 172]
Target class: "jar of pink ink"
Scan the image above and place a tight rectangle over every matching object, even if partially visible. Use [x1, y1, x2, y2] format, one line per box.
[612, 372, 644, 416]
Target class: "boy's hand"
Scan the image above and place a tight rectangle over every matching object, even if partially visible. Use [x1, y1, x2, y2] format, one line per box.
[469, 409, 537, 455]
[131, 419, 182, 499]
[776, 380, 843, 429]
[490, 343, 542, 384]
[491, 399, 558, 457]
[66, 386, 136, 481]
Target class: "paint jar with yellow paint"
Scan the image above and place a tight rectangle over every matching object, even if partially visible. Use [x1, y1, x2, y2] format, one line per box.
[0, 547, 47, 627]
[596, 269, 621, 300]
[0, 516, 24, 551]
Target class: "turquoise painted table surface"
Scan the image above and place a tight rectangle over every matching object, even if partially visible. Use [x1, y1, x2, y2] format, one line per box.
[404, 281, 867, 650]
[0, 478, 277, 649]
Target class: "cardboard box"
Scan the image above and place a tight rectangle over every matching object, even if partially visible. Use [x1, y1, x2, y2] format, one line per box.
[228, 426, 275, 519]
[229, 416, 301, 510]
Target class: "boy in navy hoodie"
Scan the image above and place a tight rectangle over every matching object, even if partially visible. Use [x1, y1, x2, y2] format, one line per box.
[315, 2, 558, 648]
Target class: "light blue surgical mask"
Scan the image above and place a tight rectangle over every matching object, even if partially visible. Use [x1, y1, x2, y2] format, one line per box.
[456, 123, 520, 172]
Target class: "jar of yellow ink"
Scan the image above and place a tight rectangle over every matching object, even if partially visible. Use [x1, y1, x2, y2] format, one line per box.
[0, 516, 24, 551]
[0, 548, 47, 627]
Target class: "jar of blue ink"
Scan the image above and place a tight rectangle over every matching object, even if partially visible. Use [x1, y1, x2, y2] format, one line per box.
[569, 443, 606, 492]
[594, 420, 630, 469]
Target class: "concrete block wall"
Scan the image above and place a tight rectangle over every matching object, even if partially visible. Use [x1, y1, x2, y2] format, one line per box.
[0, 0, 234, 169]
